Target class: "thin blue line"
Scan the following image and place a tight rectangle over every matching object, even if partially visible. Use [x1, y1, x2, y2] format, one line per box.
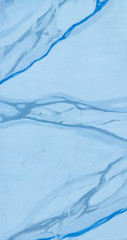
[37, 237, 55, 240]
[62, 208, 127, 239]
[0, 0, 109, 85]
[33, 207, 127, 240]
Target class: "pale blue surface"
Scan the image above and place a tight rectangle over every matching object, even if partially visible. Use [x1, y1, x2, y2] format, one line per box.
[0, 0, 127, 240]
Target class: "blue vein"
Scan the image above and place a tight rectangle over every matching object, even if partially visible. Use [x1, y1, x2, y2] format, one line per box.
[0, 0, 109, 85]
[62, 208, 127, 239]
[36, 208, 127, 240]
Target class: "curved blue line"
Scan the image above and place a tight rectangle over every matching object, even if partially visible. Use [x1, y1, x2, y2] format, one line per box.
[35, 207, 127, 240]
[37, 237, 55, 240]
[62, 208, 127, 239]
[0, 0, 109, 85]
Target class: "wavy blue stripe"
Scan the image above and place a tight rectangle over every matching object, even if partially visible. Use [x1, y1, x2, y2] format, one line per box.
[37, 237, 55, 240]
[35, 208, 127, 240]
[0, 0, 109, 85]
[62, 208, 127, 239]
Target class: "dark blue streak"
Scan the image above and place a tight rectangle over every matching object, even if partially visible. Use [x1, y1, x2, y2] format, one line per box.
[33, 208, 127, 240]
[37, 237, 55, 240]
[62, 208, 127, 239]
[0, 0, 109, 85]
[36, 208, 127, 240]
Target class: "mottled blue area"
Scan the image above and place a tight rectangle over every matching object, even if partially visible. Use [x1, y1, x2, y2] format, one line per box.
[0, 0, 109, 85]
[0, 0, 127, 240]
[1, 94, 127, 239]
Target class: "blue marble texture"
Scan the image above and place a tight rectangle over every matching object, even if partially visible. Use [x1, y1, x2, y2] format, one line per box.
[0, 0, 127, 240]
